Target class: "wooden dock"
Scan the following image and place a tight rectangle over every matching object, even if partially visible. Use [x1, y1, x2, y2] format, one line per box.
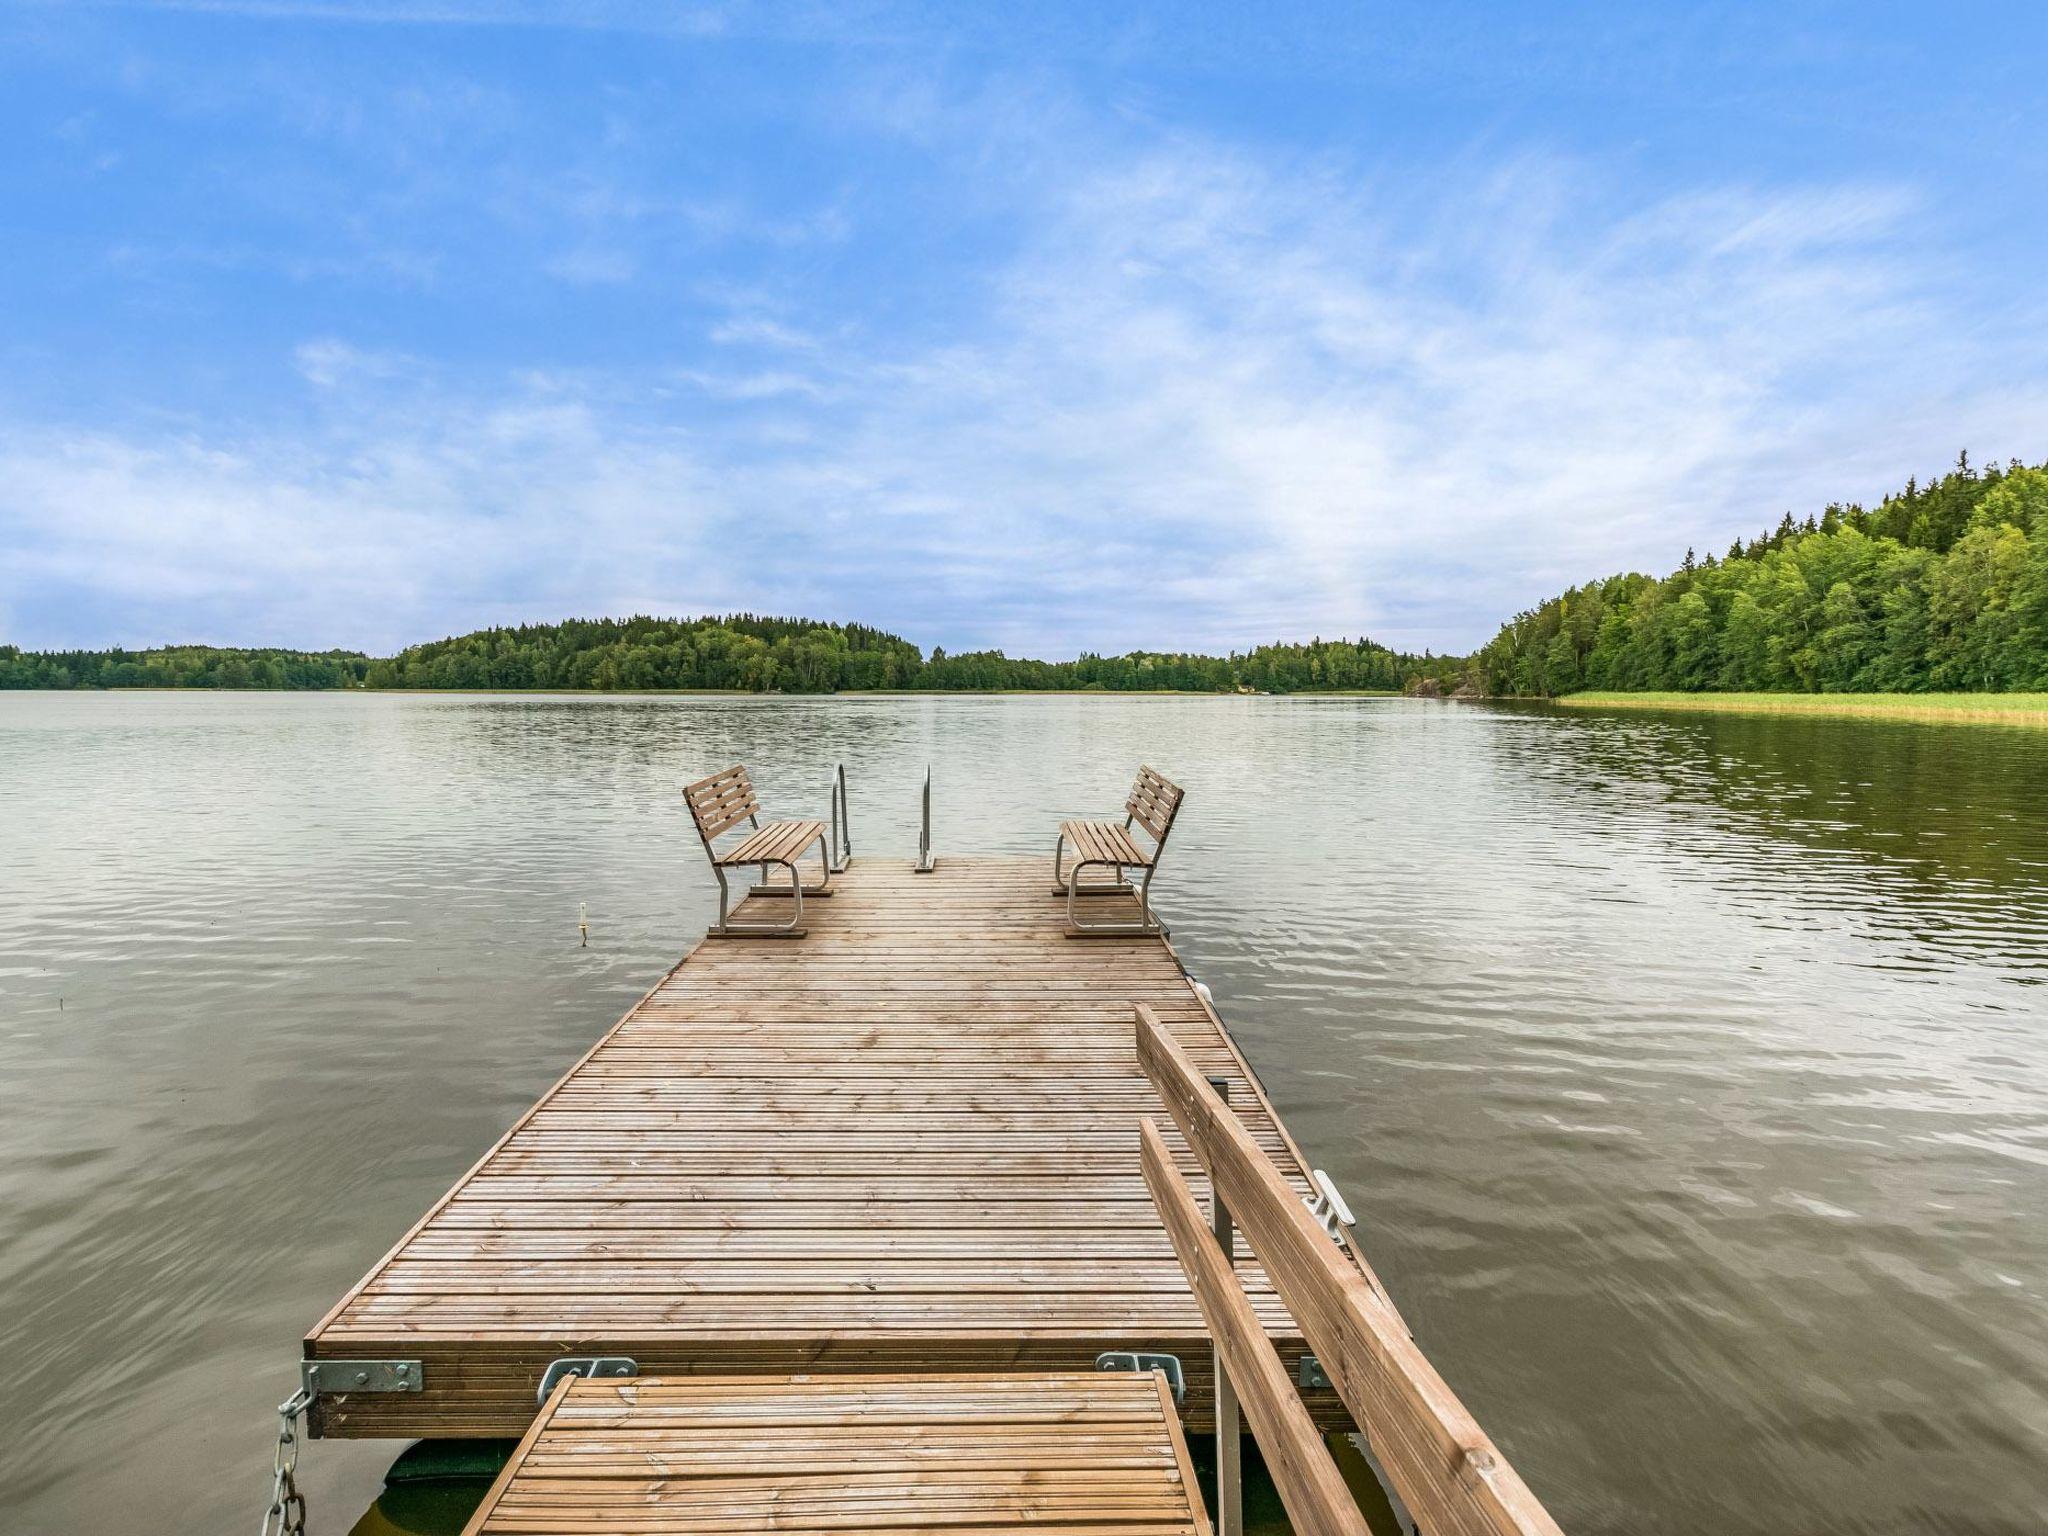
[461, 1371, 1210, 1536]
[306, 856, 1359, 1438]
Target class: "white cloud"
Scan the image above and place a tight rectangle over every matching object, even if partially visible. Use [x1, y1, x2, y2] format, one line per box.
[708, 316, 826, 351]
[0, 401, 745, 651]
[78, 1, 736, 34]
[293, 338, 418, 387]
[5, 139, 2044, 657]
[543, 248, 638, 285]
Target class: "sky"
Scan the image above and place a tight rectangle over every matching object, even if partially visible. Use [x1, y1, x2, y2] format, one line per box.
[2, 1, 2045, 659]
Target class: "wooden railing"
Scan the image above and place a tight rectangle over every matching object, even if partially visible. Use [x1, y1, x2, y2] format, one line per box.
[1136, 1003, 1566, 1536]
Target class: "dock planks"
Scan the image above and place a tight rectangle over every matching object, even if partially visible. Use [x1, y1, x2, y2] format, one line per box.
[307, 857, 1355, 1438]
[462, 1371, 1211, 1536]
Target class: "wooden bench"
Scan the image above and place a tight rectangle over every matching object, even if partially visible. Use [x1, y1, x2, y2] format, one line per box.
[685, 764, 832, 937]
[1052, 764, 1184, 936]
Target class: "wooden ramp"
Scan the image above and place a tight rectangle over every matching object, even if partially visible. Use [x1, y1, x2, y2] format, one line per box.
[307, 857, 1359, 1438]
[462, 1371, 1210, 1536]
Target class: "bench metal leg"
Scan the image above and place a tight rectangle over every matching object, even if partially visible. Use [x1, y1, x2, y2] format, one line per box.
[1064, 858, 1164, 936]
[708, 858, 808, 938]
[745, 838, 836, 898]
[1052, 833, 1134, 897]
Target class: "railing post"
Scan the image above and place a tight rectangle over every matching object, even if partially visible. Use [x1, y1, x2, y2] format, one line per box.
[1206, 1073, 1242, 1536]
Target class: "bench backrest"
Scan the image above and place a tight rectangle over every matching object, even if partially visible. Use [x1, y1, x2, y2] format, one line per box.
[684, 764, 760, 842]
[1125, 765, 1184, 845]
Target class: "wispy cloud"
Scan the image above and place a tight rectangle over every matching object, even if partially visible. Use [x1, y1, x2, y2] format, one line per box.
[6, 128, 2041, 658]
[543, 248, 638, 285]
[293, 338, 419, 387]
[65, 1, 736, 34]
[0, 398, 749, 651]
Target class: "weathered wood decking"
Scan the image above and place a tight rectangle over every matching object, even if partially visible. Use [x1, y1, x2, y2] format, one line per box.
[461, 1372, 1211, 1536]
[307, 856, 1354, 1438]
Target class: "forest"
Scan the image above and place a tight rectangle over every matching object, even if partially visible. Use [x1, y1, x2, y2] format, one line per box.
[0, 644, 371, 690]
[0, 613, 1452, 695]
[1469, 457, 2048, 696]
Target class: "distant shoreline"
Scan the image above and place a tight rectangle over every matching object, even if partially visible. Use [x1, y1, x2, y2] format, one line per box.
[11, 686, 1410, 699]
[1555, 690, 2048, 728]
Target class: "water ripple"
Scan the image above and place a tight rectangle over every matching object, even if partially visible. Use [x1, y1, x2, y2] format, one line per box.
[0, 692, 2044, 1533]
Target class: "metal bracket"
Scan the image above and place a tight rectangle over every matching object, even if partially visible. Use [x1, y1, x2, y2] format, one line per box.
[302, 1359, 423, 1395]
[539, 1356, 638, 1402]
[1299, 1354, 1330, 1391]
[1095, 1350, 1185, 1404]
[1303, 1169, 1354, 1243]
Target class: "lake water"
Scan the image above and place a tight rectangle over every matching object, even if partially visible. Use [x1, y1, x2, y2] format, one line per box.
[1, 692, 2043, 1534]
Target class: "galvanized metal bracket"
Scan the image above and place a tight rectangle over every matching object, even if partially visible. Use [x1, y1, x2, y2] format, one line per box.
[1298, 1354, 1330, 1391]
[538, 1356, 638, 1403]
[302, 1359, 423, 1395]
[1096, 1350, 1185, 1403]
[1303, 1169, 1354, 1244]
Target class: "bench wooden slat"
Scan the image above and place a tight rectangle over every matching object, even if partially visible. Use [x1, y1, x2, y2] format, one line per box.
[722, 820, 826, 868]
[1125, 766, 1184, 844]
[686, 766, 763, 842]
[1061, 820, 1150, 869]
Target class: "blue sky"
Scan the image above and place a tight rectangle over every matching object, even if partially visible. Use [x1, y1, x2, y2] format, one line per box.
[2, 1, 2045, 657]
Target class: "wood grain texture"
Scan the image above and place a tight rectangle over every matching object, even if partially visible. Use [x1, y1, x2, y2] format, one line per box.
[306, 858, 1359, 1439]
[461, 1371, 1212, 1536]
[1136, 1005, 1564, 1536]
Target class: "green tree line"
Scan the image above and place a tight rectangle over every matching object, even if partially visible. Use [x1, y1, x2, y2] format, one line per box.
[1471, 455, 2048, 696]
[2, 614, 1452, 695]
[363, 615, 926, 692]
[0, 644, 371, 690]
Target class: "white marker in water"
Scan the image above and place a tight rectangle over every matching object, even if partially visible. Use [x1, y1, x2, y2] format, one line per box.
[578, 902, 589, 948]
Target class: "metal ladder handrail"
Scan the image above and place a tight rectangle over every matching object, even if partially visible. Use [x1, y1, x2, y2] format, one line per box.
[915, 764, 935, 872]
[826, 763, 852, 872]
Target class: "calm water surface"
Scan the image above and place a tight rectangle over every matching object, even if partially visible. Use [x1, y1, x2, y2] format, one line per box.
[1, 693, 2043, 1534]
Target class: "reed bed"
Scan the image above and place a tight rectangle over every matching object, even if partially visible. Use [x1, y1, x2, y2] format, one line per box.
[1557, 690, 2048, 728]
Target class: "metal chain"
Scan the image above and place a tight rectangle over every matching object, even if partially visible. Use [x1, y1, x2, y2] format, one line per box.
[260, 1385, 313, 1536]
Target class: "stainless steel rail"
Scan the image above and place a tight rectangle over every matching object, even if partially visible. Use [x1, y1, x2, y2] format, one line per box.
[827, 762, 852, 872]
[915, 765, 936, 872]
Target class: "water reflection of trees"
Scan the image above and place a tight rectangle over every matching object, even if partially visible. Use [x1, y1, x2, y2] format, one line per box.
[1498, 704, 2048, 980]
